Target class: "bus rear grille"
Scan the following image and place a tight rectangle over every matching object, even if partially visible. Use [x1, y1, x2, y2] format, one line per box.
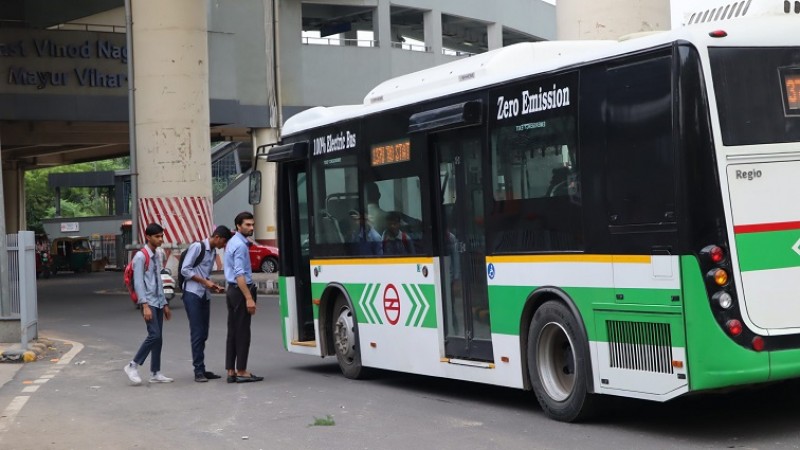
[606, 320, 674, 374]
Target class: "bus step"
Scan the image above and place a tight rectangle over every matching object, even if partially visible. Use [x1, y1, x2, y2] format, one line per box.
[290, 340, 317, 347]
[441, 358, 495, 369]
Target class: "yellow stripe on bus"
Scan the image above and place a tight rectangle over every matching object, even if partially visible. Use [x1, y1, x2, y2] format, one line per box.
[485, 254, 651, 264]
[310, 257, 435, 266]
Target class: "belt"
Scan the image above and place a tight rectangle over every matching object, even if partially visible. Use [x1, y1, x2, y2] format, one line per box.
[228, 282, 255, 287]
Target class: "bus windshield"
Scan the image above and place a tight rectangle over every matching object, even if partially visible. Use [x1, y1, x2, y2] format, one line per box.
[710, 47, 800, 146]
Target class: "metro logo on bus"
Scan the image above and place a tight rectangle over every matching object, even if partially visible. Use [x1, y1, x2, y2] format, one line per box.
[383, 284, 401, 325]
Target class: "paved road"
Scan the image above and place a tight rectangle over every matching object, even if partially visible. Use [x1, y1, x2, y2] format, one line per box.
[2, 272, 800, 449]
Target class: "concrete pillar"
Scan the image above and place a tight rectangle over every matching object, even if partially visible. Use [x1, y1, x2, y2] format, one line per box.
[487, 22, 503, 51]
[132, 0, 213, 247]
[557, 0, 671, 40]
[252, 128, 278, 246]
[376, 0, 391, 49]
[423, 9, 442, 54]
[1, 165, 22, 233]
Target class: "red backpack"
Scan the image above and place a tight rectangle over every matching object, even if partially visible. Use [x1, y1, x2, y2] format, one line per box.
[123, 248, 150, 304]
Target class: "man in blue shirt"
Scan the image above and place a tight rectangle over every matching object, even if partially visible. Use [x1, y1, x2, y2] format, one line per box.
[224, 212, 263, 383]
[181, 225, 232, 382]
[124, 223, 173, 385]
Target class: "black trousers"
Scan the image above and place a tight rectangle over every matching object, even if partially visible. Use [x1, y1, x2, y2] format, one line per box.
[226, 284, 257, 372]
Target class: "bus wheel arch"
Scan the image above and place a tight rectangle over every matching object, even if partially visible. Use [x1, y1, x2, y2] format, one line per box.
[519, 287, 594, 395]
[318, 284, 368, 379]
[318, 284, 350, 357]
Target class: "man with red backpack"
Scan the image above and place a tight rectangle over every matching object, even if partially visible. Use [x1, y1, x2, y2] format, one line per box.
[124, 223, 173, 385]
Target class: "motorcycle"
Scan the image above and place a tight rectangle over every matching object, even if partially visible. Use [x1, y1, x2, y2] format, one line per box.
[161, 268, 176, 302]
[36, 250, 52, 278]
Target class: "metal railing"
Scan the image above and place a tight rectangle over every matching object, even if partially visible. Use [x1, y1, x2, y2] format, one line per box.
[301, 37, 378, 47]
[390, 41, 431, 52]
[442, 48, 476, 57]
[49, 23, 127, 33]
[3, 232, 38, 345]
[89, 235, 122, 269]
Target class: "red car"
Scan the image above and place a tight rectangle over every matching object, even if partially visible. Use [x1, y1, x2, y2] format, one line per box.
[248, 239, 279, 273]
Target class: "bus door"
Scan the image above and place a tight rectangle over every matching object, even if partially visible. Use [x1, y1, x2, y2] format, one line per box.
[433, 128, 494, 361]
[267, 145, 314, 343]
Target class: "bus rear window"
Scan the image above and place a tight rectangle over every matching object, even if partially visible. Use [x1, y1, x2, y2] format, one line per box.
[709, 47, 800, 146]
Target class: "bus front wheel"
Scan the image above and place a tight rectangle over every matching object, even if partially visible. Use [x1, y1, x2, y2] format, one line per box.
[527, 300, 596, 422]
[332, 297, 366, 379]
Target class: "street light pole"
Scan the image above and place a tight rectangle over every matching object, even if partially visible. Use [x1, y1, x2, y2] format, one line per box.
[0, 132, 10, 317]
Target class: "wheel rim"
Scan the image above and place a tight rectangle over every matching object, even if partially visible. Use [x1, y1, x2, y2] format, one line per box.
[537, 322, 576, 402]
[261, 259, 276, 273]
[333, 306, 356, 363]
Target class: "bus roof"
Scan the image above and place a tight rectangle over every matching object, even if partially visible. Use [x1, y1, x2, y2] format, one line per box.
[281, 0, 795, 137]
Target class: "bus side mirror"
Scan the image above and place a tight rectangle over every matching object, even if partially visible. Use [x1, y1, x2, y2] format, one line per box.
[249, 171, 262, 205]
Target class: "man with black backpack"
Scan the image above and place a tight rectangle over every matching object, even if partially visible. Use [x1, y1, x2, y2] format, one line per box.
[180, 225, 232, 382]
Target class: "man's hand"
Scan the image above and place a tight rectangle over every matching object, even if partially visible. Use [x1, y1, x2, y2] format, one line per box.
[164, 305, 172, 321]
[142, 304, 152, 321]
[246, 299, 256, 315]
[203, 279, 216, 290]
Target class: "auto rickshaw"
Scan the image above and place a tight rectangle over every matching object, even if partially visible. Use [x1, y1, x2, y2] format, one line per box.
[51, 236, 93, 274]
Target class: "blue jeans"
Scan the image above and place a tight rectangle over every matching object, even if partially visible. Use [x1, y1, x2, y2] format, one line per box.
[133, 306, 164, 374]
[183, 291, 210, 375]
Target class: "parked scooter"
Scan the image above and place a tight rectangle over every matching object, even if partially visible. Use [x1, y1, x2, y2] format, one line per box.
[161, 268, 176, 302]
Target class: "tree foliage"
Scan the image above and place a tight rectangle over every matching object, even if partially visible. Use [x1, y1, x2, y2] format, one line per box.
[25, 158, 129, 234]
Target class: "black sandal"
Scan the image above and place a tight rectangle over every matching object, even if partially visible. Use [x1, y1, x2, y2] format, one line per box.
[235, 373, 264, 383]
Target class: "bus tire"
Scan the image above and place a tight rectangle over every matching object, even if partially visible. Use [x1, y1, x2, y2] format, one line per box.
[527, 300, 596, 422]
[332, 296, 366, 379]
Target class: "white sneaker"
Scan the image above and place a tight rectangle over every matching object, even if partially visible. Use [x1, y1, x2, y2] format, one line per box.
[124, 363, 142, 385]
[149, 372, 174, 383]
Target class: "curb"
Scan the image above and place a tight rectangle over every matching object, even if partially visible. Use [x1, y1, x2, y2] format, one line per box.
[0, 338, 57, 363]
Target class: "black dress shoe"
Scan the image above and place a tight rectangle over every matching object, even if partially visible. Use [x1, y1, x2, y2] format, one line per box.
[194, 373, 209, 382]
[204, 371, 222, 379]
[226, 375, 237, 383]
[236, 373, 264, 383]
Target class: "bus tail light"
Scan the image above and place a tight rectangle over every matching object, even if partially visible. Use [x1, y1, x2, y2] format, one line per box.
[713, 291, 733, 309]
[701, 245, 726, 264]
[752, 336, 765, 352]
[708, 268, 729, 286]
[726, 319, 743, 336]
[709, 30, 728, 38]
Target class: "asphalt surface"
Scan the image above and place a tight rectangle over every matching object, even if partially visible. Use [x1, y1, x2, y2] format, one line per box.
[2, 272, 800, 449]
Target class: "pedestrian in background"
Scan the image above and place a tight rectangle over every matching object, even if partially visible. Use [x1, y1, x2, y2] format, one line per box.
[181, 225, 232, 382]
[224, 212, 263, 383]
[124, 223, 173, 385]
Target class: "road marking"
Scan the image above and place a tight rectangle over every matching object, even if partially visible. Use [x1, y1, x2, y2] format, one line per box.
[0, 396, 30, 433]
[56, 339, 84, 365]
[0, 338, 84, 438]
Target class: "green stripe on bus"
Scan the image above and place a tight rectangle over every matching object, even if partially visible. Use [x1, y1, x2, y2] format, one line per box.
[488, 285, 682, 340]
[735, 230, 800, 272]
[278, 276, 289, 350]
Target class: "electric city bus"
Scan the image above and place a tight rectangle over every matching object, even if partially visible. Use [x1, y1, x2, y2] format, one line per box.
[253, 0, 800, 421]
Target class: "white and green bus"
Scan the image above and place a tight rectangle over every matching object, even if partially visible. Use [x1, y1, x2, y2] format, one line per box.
[255, 1, 800, 421]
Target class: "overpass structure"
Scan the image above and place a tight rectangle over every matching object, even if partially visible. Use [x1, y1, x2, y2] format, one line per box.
[0, 0, 555, 251]
[0, 0, 673, 252]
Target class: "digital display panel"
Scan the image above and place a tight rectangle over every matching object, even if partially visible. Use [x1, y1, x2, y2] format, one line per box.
[371, 140, 411, 166]
[780, 67, 800, 115]
[785, 74, 800, 111]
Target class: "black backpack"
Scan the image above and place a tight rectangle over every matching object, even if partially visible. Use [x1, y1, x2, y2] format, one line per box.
[177, 241, 207, 291]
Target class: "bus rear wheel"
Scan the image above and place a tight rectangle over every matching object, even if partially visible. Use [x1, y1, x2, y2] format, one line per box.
[527, 300, 595, 422]
[332, 297, 366, 379]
